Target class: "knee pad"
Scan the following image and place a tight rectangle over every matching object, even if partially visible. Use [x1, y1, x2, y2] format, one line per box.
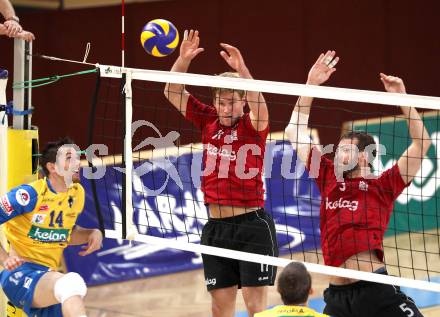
[54, 272, 87, 304]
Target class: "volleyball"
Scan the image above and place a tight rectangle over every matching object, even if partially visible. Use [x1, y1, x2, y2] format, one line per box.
[140, 19, 179, 57]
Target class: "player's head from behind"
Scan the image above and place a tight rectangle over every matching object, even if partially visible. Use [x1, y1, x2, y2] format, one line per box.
[40, 137, 81, 186]
[336, 130, 377, 178]
[277, 262, 312, 306]
[212, 72, 246, 127]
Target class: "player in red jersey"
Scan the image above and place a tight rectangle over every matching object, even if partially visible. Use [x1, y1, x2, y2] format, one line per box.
[164, 30, 278, 317]
[285, 51, 431, 317]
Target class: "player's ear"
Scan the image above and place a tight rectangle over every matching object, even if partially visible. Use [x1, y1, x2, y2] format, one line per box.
[359, 151, 367, 166]
[46, 162, 56, 175]
[309, 287, 314, 295]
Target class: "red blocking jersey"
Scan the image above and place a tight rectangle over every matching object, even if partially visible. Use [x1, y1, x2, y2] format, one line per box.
[307, 147, 409, 267]
[186, 95, 268, 207]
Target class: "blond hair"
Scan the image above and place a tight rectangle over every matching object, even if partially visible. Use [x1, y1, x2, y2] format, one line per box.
[212, 72, 245, 99]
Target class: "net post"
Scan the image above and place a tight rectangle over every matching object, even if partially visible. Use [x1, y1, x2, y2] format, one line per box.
[122, 71, 137, 240]
[13, 39, 32, 130]
[87, 70, 106, 235]
[0, 69, 8, 317]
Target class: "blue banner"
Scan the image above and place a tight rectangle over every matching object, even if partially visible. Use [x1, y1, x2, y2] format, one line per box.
[64, 140, 321, 285]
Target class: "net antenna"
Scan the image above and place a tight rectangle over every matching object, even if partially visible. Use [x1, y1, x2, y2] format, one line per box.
[0, 69, 8, 196]
[121, 0, 125, 67]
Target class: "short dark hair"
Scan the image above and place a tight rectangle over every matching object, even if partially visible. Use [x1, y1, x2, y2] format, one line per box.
[277, 262, 311, 305]
[40, 137, 75, 176]
[340, 130, 377, 170]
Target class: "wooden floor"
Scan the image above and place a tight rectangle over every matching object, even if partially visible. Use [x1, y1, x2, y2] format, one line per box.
[85, 264, 440, 317]
[84, 231, 440, 316]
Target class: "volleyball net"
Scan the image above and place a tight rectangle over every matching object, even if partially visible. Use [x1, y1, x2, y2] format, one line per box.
[85, 64, 440, 292]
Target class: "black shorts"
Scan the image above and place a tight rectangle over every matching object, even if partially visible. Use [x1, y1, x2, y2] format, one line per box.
[323, 269, 424, 317]
[200, 208, 278, 291]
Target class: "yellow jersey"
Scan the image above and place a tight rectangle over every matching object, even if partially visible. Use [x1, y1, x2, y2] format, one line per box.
[0, 178, 84, 269]
[255, 305, 329, 317]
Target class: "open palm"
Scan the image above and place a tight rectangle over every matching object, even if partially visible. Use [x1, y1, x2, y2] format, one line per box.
[220, 43, 246, 73]
[380, 73, 406, 93]
[179, 30, 204, 62]
[307, 50, 339, 85]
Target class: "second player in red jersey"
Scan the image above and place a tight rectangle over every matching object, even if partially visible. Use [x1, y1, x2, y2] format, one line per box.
[285, 50, 430, 317]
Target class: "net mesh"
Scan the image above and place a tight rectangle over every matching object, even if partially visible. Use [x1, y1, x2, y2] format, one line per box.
[86, 66, 440, 290]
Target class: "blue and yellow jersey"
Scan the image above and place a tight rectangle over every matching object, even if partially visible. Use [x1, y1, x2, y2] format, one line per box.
[255, 305, 329, 317]
[0, 178, 85, 269]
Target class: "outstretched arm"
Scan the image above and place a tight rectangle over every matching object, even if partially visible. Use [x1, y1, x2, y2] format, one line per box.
[220, 43, 268, 131]
[285, 50, 339, 163]
[380, 73, 432, 184]
[164, 29, 204, 116]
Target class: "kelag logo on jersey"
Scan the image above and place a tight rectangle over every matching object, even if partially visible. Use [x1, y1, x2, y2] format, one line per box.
[27, 225, 69, 242]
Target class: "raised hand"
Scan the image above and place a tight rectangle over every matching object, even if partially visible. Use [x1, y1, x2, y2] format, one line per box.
[219, 43, 249, 77]
[179, 29, 204, 63]
[307, 50, 339, 86]
[380, 73, 406, 94]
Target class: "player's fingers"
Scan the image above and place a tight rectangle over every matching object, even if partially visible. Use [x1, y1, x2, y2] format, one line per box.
[11, 257, 20, 265]
[82, 242, 98, 255]
[91, 241, 101, 252]
[193, 48, 204, 57]
[220, 51, 231, 63]
[328, 56, 339, 68]
[322, 50, 331, 65]
[381, 74, 392, 82]
[10, 26, 18, 36]
[220, 43, 236, 53]
[183, 30, 188, 41]
[316, 53, 325, 64]
[188, 29, 194, 41]
[79, 247, 91, 256]
[88, 238, 100, 249]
